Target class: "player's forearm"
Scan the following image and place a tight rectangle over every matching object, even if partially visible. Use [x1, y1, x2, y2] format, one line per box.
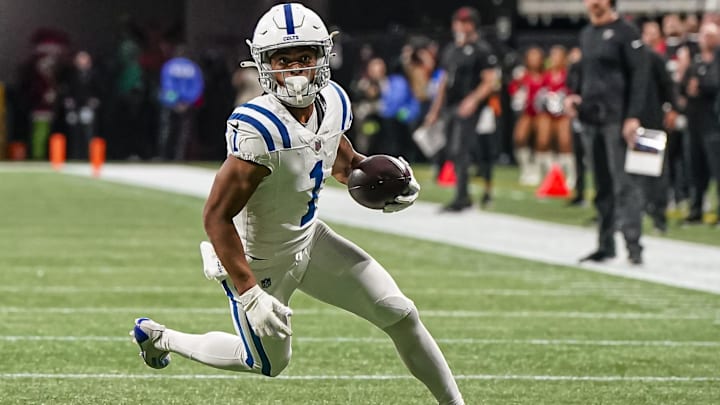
[332, 135, 366, 185]
[204, 218, 257, 293]
[333, 152, 365, 185]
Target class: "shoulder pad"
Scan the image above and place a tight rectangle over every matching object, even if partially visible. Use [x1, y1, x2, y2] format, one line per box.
[228, 99, 293, 152]
[323, 81, 353, 132]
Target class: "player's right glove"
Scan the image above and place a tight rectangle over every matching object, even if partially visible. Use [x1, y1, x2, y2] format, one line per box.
[235, 285, 293, 340]
[383, 156, 420, 213]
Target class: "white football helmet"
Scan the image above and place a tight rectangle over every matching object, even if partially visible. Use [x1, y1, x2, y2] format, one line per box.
[243, 3, 335, 108]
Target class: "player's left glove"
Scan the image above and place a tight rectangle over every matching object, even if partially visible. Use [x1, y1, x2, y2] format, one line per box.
[200, 241, 227, 282]
[384, 156, 420, 213]
[237, 285, 293, 339]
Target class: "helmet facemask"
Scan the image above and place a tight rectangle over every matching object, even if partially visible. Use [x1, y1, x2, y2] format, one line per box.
[247, 38, 333, 108]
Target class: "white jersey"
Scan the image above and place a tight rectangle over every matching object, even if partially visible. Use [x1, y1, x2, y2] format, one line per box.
[225, 81, 353, 258]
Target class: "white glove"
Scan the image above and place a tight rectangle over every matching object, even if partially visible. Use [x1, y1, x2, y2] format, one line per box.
[200, 241, 227, 282]
[236, 285, 293, 339]
[384, 156, 420, 213]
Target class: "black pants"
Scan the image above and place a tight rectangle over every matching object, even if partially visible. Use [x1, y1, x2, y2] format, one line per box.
[687, 127, 720, 216]
[472, 133, 494, 182]
[446, 110, 482, 202]
[581, 122, 644, 254]
[573, 123, 586, 198]
[667, 129, 689, 202]
[637, 151, 669, 227]
[157, 107, 195, 160]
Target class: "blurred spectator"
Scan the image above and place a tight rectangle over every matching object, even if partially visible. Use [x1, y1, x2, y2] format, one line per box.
[54, 51, 104, 159]
[403, 38, 446, 165]
[108, 26, 152, 160]
[233, 67, 263, 107]
[403, 36, 441, 119]
[351, 57, 385, 154]
[566, 47, 587, 206]
[643, 21, 666, 54]
[156, 55, 204, 160]
[537, 46, 575, 188]
[17, 28, 70, 159]
[662, 13, 692, 206]
[196, 50, 236, 160]
[639, 22, 680, 234]
[684, 14, 701, 56]
[509, 46, 545, 186]
[425, 6, 498, 212]
[566, 0, 648, 265]
[681, 22, 720, 225]
[377, 58, 420, 158]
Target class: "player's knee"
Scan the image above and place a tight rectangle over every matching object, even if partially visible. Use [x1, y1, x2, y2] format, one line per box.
[374, 295, 417, 329]
[264, 347, 291, 377]
[267, 357, 289, 377]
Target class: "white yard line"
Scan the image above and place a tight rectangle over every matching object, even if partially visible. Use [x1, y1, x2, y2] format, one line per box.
[1, 285, 690, 298]
[57, 163, 720, 295]
[0, 372, 718, 382]
[2, 335, 719, 347]
[1, 306, 716, 320]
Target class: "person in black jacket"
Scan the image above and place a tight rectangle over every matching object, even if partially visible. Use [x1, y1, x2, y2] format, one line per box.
[638, 21, 680, 234]
[682, 22, 720, 225]
[565, 0, 650, 265]
[424, 7, 498, 212]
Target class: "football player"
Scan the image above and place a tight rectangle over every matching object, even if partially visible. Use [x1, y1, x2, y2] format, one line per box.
[131, 3, 464, 404]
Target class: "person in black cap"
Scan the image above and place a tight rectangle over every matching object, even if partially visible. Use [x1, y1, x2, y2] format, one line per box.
[565, 0, 650, 265]
[424, 6, 499, 211]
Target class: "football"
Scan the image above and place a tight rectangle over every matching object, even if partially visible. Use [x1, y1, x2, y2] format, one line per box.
[347, 155, 411, 209]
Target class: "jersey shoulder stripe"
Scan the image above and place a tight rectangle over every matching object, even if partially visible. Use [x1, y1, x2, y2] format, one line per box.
[228, 112, 276, 152]
[329, 81, 352, 132]
[241, 103, 292, 149]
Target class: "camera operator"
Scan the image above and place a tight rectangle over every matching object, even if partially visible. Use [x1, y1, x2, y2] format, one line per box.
[565, 0, 650, 265]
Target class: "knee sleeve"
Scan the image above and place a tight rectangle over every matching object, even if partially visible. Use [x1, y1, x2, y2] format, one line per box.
[374, 295, 417, 329]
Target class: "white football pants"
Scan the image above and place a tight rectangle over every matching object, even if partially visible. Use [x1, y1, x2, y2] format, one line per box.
[160, 221, 463, 404]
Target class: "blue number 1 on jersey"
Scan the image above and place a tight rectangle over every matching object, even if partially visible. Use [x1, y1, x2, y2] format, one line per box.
[301, 161, 323, 226]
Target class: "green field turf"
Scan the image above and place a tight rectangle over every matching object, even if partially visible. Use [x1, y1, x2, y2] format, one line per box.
[1, 172, 719, 404]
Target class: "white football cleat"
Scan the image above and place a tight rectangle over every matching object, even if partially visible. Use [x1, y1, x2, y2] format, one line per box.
[200, 241, 228, 282]
[130, 317, 171, 369]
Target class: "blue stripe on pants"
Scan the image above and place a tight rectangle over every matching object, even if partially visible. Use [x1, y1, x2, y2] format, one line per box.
[221, 281, 254, 368]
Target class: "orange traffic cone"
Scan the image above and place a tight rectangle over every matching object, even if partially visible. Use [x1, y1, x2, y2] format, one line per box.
[437, 161, 457, 187]
[49, 133, 66, 171]
[89, 137, 106, 177]
[536, 163, 570, 198]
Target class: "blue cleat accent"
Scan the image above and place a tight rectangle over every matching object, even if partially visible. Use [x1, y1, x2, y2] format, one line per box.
[130, 318, 171, 369]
